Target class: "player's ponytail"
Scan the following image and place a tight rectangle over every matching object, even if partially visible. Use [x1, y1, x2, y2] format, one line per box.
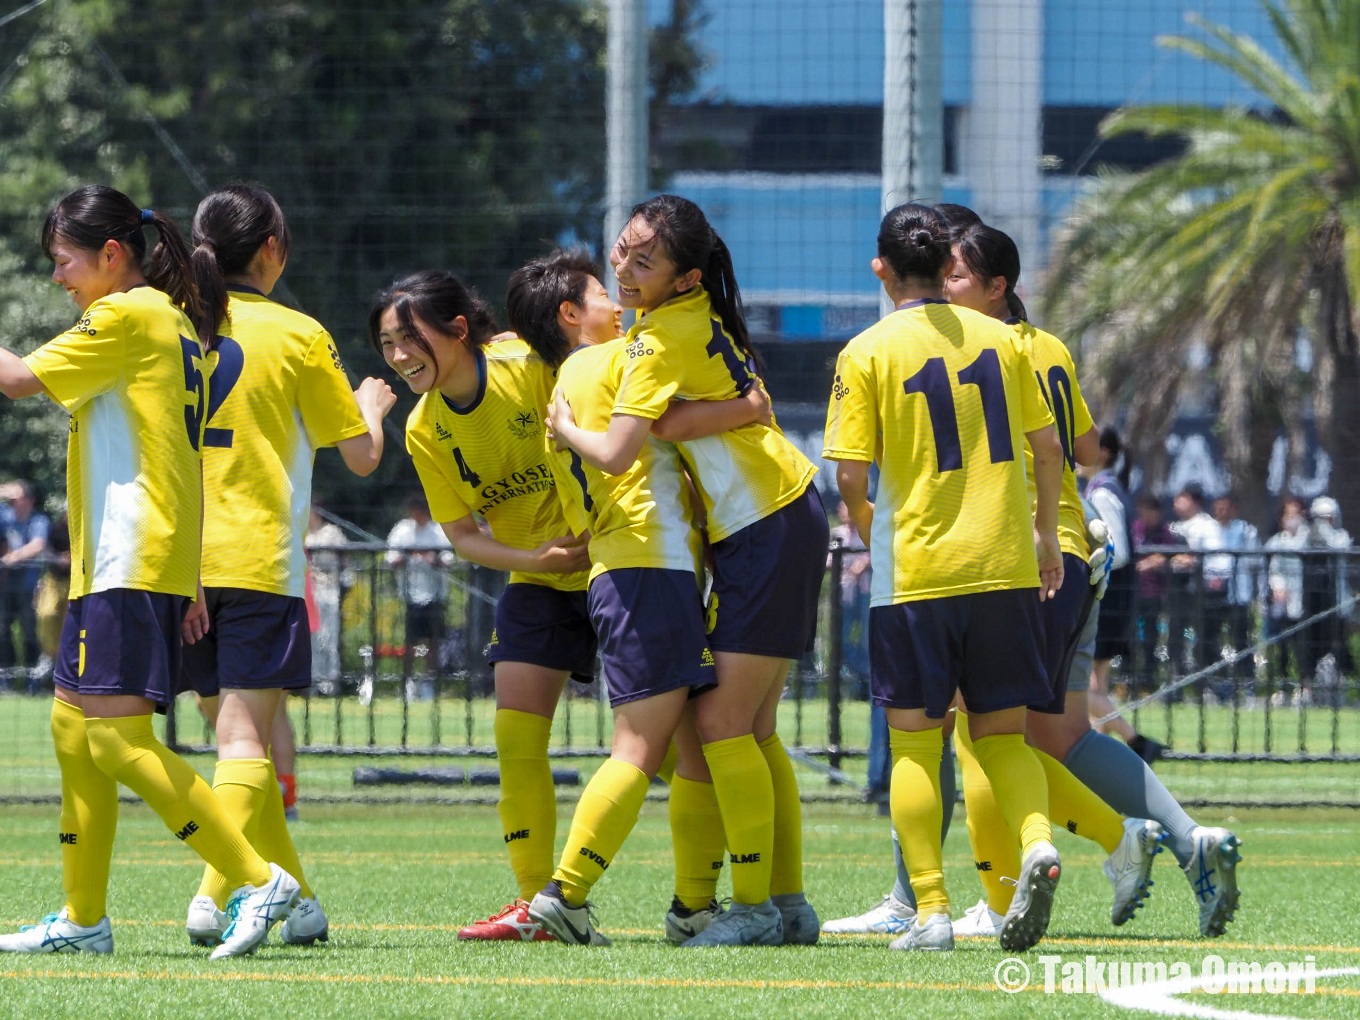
[877, 203, 951, 282]
[42, 185, 206, 340]
[628, 194, 763, 375]
[953, 224, 1027, 323]
[368, 270, 498, 373]
[192, 184, 291, 349]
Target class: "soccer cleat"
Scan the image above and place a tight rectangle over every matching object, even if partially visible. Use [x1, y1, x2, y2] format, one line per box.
[209, 863, 301, 960]
[681, 899, 783, 947]
[281, 897, 330, 945]
[888, 911, 954, 951]
[1184, 826, 1242, 938]
[527, 882, 610, 946]
[460, 900, 557, 942]
[0, 909, 113, 954]
[186, 895, 230, 946]
[1105, 818, 1165, 926]
[664, 897, 719, 945]
[951, 899, 1004, 938]
[999, 840, 1061, 952]
[772, 892, 820, 946]
[821, 893, 916, 935]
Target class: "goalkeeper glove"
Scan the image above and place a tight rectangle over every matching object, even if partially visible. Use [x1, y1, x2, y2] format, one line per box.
[1087, 517, 1115, 600]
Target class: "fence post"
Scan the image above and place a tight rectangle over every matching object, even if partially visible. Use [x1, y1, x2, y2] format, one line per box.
[827, 542, 844, 778]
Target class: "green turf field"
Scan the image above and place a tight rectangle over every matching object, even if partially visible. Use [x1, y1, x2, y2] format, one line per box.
[1, 802, 1358, 1019]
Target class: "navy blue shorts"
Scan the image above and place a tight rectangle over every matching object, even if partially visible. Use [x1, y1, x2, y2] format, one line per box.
[587, 568, 715, 708]
[180, 588, 311, 698]
[487, 583, 597, 683]
[708, 485, 830, 658]
[1029, 554, 1092, 715]
[870, 588, 1050, 718]
[54, 588, 189, 711]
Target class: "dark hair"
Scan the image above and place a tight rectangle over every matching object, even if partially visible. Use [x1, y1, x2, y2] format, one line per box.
[953, 224, 1028, 322]
[626, 194, 761, 373]
[506, 249, 599, 368]
[876, 203, 951, 282]
[367, 270, 498, 375]
[405, 492, 430, 515]
[1136, 493, 1162, 512]
[42, 185, 204, 339]
[1178, 483, 1206, 507]
[1098, 425, 1132, 489]
[935, 202, 983, 238]
[191, 184, 290, 346]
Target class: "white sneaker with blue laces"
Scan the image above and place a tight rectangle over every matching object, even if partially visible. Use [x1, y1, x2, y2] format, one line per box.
[0, 908, 113, 954]
[209, 863, 301, 960]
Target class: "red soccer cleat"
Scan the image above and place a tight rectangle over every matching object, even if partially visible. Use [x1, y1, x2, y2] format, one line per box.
[458, 900, 558, 942]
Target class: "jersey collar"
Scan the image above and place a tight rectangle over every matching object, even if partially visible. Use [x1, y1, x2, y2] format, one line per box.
[1003, 315, 1023, 325]
[440, 348, 488, 415]
[227, 284, 268, 298]
[894, 297, 950, 311]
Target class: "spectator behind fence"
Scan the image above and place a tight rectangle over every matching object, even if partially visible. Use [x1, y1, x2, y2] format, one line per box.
[306, 507, 350, 690]
[386, 493, 454, 677]
[1265, 497, 1308, 682]
[31, 510, 70, 691]
[1210, 495, 1263, 692]
[829, 501, 871, 684]
[1299, 496, 1353, 688]
[1168, 484, 1229, 675]
[1132, 493, 1183, 683]
[0, 480, 50, 676]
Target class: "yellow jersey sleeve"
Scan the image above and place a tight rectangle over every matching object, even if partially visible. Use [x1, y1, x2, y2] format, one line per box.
[297, 329, 367, 449]
[408, 418, 473, 525]
[23, 298, 126, 413]
[822, 347, 877, 462]
[611, 321, 681, 419]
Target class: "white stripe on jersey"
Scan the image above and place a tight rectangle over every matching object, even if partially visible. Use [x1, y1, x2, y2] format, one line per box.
[86, 391, 141, 592]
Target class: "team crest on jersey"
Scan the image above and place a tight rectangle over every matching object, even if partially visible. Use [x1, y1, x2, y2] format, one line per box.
[508, 409, 541, 439]
[433, 421, 453, 442]
[832, 374, 850, 400]
[327, 341, 345, 373]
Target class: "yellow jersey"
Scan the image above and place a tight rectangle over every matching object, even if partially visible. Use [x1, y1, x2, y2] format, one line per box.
[611, 287, 817, 542]
[198, 287, 368, 597]
[822, 299, 1054, 607]
[550, 339, 702, 583]
[1012, 320, 1095, 560]
[408, 339, 588, 592]
[24, 286, 207, 599]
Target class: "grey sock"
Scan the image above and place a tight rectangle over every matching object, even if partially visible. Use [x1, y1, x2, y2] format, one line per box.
[1064, 728, 1199, 866]
[888, 746, 956, 909]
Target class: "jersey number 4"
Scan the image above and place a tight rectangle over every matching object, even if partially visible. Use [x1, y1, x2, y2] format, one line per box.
[902, 349, 1014, 472]
[452, 446, 481, 487]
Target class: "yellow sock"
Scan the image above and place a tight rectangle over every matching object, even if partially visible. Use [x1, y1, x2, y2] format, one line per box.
[758, 734, 804, 897]
[668, 775, 725, 910]
[553, 758, 649, 905]
[970, 732, 1052, 856]
[704, 734, 774, 905]
[494, 709, 556, 900]
[84, 716, 271, 889]
[952, 713, 1019, 915]
[256, 761, 314, 900]
[655, 741, 678, 786]
[196, 758, 270, 908]
[889, 726, 948, 919]
[51, 700, 118, 927]
[1035, 748, 1125, 853]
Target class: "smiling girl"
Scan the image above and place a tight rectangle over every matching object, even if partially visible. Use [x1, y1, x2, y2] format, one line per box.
[0, 185, 298, 959]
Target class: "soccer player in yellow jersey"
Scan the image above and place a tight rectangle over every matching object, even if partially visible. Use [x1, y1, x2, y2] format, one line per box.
[947, 222, 1239, 939]
[177, 185, 398, 951]
[370, 268, 597, 941]
[0, 186, 299, 959]
[550, 197, 828, 946]
[824, 202, 1066, 953]
[940, 223, 1166, 936]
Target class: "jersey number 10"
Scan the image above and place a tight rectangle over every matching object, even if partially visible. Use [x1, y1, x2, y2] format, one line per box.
[902, 349, 1014, 472]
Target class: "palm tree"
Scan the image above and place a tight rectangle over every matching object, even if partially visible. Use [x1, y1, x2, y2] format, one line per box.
[1045, 0, 1360, 528]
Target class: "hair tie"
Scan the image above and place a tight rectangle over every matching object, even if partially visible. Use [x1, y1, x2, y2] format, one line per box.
[140, 209, 155, 225]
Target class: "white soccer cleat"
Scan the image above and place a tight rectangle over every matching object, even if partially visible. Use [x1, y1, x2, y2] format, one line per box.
[951, 898, 1004, 938]
[1184, 826, 1242, 938]
[888, 911, 954, 951]
[280, 897, 329, 945]
[999, 840, 1062, 952]
[209, 863, 301, 960]
[681, 899, 783, 947]
[0, 909, 113, 954]
[186, 895, 230, 946]
[821, 893, 916, 935]
[527, 882, 610, 946]
[664, 897, 720, 944]
[1105, 818, 1165, 926]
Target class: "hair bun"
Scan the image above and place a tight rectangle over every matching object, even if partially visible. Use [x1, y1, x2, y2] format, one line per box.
[909, 228, 933, 247]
